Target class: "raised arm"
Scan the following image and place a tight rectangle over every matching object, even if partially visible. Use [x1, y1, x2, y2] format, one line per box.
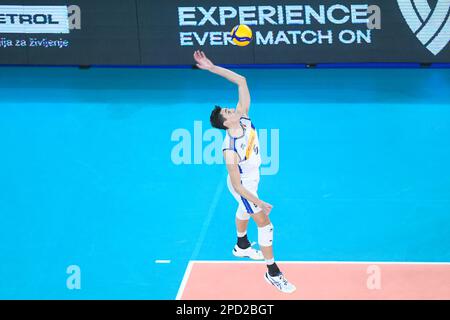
[194, 50, 250, 116]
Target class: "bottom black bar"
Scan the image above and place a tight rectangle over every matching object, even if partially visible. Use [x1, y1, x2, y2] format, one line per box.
[1, 300, 448, 318]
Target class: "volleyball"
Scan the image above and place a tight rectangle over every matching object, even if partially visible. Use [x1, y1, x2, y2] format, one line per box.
[231, 24, 253, 47]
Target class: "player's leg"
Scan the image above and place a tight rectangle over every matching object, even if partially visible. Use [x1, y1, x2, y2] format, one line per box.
[236, 217, 250, 248]
[236, 217, 249, 234]
[227, 176, 263, 260]
[251, 211, 275, 266]
[232, 207, 264, 260]
[251, 211, 296, 293]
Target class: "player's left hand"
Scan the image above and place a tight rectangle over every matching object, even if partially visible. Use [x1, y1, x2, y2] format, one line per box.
[259, 200, 273, 215]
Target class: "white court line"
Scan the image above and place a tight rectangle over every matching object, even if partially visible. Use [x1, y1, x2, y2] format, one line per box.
[155, 260, 171, 264]
[189, 175, 226, 261]
[176, 261, 194, 300]
[177, 174, 225, 300]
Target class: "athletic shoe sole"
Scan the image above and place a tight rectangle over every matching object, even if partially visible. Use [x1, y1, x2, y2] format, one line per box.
[264, 272, 296, 294]
[232, 247, 264, 260]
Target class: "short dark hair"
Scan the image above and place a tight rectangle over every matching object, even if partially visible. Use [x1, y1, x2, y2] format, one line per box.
[210, 105, 227, 130]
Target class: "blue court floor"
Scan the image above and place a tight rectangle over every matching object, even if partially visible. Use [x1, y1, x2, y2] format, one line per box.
[0, 66, 449, 299]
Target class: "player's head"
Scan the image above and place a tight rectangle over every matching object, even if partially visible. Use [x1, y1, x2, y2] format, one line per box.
[210, 105, 239, 130]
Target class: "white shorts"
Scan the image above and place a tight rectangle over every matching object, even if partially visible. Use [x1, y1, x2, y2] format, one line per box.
[227, 175, 262, 220]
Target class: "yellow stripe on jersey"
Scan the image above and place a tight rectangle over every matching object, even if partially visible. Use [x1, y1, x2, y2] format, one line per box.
[245, 128, 256, 160]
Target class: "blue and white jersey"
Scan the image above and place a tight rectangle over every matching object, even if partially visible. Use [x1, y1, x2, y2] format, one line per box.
[222, 117, 261, 180]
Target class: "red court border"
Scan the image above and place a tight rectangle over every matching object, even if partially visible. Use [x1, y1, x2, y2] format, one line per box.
[177, 261, 450, 300]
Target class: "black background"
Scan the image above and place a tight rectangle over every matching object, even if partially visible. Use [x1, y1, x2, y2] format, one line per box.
[0, 0, 449, 65]
[0, 300, 444, 318]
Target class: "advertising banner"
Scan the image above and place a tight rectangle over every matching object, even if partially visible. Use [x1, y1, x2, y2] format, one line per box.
[0, 0, 449, 65]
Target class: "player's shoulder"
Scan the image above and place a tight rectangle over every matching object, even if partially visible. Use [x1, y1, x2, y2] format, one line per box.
[240, 114, 256, 131]
[222, 138, 242, 163]
[222, 133, 230, 148]
[239, 114, 251, 125]
[240, 113, 251, 120]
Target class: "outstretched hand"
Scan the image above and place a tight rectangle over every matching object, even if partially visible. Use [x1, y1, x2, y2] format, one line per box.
[193, 50, 214, 71]
[259, 200, 273, 215]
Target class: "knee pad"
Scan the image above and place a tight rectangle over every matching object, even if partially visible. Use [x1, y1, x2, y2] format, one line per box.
[258, 223, 274, 247]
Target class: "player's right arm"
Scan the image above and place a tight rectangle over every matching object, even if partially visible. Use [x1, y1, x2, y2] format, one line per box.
[194, 50, 250, 116]
[224, 150, 273, 215]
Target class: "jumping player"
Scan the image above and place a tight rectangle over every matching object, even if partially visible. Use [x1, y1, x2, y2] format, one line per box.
[193, 50, 296, 293]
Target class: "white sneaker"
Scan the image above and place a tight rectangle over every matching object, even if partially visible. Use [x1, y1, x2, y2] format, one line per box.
[264, 272, 297, 293]
[232, 243, 264, 260]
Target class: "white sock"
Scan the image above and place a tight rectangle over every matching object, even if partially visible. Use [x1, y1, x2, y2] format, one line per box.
[265, 258, 275, 265]
[237, 231, 247, 238]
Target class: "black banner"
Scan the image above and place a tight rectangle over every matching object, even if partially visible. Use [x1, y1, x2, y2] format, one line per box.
[0, 0, 140, 65]
[0, 300, 442, 318]
[0, 0, 449, 65]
